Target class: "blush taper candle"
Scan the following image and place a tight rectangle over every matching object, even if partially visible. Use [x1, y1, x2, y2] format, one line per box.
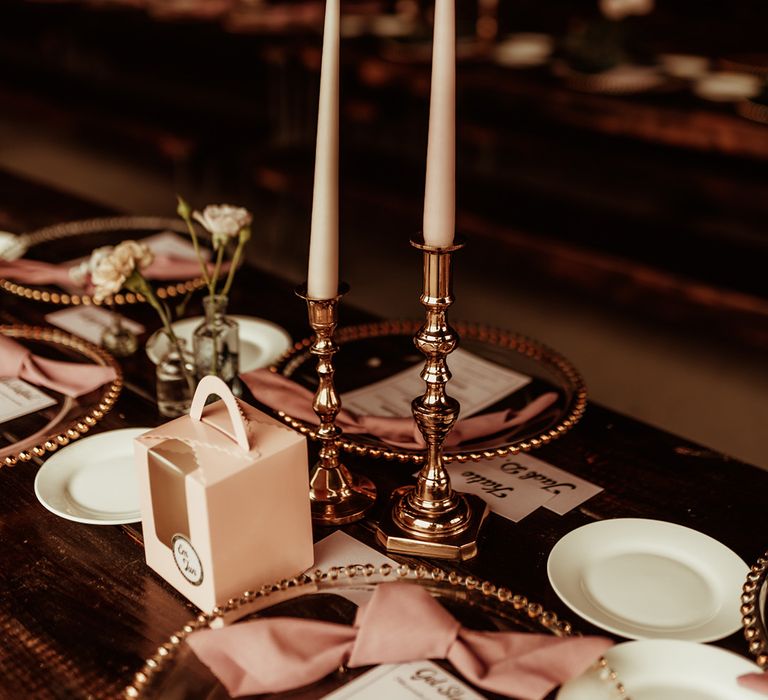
[422, 0, 455, 248]
[307, 0, 340, 299]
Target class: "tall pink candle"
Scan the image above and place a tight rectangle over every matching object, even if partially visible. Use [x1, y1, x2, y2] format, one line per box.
[307, 0, 340, 299]
[422, 0, 455, 248]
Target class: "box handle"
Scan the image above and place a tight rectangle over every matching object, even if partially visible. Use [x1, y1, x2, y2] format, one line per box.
[189, 375, 250, 452]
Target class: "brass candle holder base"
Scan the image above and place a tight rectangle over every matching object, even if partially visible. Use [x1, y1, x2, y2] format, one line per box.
[375, 236, 488, 561]
[297, 284, 376, 526]
[377, 487, 488, 560]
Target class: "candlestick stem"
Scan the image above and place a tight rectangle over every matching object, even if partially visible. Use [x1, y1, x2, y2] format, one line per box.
[297, 285, 376, 525]
[375, 237, 488, 560]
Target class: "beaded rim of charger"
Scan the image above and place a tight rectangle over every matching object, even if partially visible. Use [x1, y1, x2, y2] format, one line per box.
[124, 562, 627, 699]
[0, 325, 124, 468]
[741, 552, 768, 668]
[270, 319, 588, 464]
[0, 216, 206, 306]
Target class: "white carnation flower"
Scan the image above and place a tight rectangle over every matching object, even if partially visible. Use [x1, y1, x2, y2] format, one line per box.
[193, 204, 252, 250]
[91, 240, 153, 302]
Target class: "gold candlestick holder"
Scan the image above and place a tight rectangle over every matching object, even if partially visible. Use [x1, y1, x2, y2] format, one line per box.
[375, 236, 488, 560]
[297, 283, 376, 526]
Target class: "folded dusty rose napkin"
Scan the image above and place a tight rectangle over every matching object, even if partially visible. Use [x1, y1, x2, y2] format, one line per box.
[0, 255, 223, 288]
[739, 672, 768, 693]
[0, 336, 117, 398]
[240, 368, 558, 449]
[187, 582, 613, 699]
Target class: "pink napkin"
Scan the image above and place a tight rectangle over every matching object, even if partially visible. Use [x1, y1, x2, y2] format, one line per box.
[187, 581, 612, 699]
[739, 672, 768, 693]
[0, 336, 117, 398]
[240, 368, 558, 449]
[0, 255, 223, 288]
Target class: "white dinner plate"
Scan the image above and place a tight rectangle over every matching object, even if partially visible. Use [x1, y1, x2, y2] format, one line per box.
[494, 33, 554, 68]
[557, 639, 761, 700]
[547, 518, 748, 642]
[145, 315, 292, 372]
[693, 72, 762, 102]
[34, 427, 149, 525]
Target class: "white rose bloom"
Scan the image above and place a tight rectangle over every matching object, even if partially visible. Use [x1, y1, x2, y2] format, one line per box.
[599, 0, 654, 20]
[91, 240, 153, 302]
[193, 204, 252, 249]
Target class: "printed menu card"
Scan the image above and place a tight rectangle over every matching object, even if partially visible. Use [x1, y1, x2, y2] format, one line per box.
[342, 348, 531, 419]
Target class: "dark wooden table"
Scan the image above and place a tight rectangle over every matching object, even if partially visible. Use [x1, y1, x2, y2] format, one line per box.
[0, 170, 765, 699]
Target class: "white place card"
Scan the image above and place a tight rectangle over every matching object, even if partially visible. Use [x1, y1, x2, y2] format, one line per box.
[0, 379, 56, 423]
[341, 348, 531, 419]
[45, 306, 145, 346]
[311, 531, 398, 606]
[488, 452, 604, 515]
[447, 462, 554, 522]
[447, 453, 603, 521]
[322, 661, 484, 700]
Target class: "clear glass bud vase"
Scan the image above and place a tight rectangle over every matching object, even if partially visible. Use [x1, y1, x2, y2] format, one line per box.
[155, 335, 196, 417]
[192, 295, 240, 386]
[101, 312, 138, 357]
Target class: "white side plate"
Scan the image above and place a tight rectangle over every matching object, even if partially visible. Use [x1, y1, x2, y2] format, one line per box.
[145, 315, 292, 372]
[557, 639, 761, 700]
[34, 427, 149, 525]
[547, 518, 747, 642]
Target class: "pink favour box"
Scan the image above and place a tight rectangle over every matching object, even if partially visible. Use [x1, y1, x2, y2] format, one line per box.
[134, 375, 313, 612]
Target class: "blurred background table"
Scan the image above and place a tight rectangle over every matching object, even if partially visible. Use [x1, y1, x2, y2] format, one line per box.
[1, 0, 766, 469]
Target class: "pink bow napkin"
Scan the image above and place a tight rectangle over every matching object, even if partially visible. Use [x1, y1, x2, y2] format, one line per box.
[240, 369, 558, 450]
[739, 673, 768, 693]
[187, 582, 612, 699]
[0, 255, 223, 288]
[0, 336, 117, 398]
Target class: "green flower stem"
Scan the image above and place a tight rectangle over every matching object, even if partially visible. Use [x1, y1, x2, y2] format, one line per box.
[209, 244, 225, 298]
[179, 210, 212, 289]
[129, 272, 195, 394]
[221, 238, 245, 298]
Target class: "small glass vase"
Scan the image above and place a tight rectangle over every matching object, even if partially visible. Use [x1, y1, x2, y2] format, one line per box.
[156, 335, 196, 418]
[192, 295, 240, 386]
[101, 311, 138, 357]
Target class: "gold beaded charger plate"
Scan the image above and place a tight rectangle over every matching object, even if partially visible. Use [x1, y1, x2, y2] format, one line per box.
[557, 639, 761, 699]
[741, 551, 768, 669]
[548, 519, 748, 643]
[0, 216, 206, 306]
[270, 320, 586, 463]
[126, 564, 580, 700]
[0, 325, 123, 468]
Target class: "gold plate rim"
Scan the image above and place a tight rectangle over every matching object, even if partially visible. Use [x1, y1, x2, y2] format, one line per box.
[269, 319, 588, 464]
[0, 324, 124, 468]
[125, 562, 577, 699]
[1, 216, 206, 306]
[742, 551, 768, 668]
